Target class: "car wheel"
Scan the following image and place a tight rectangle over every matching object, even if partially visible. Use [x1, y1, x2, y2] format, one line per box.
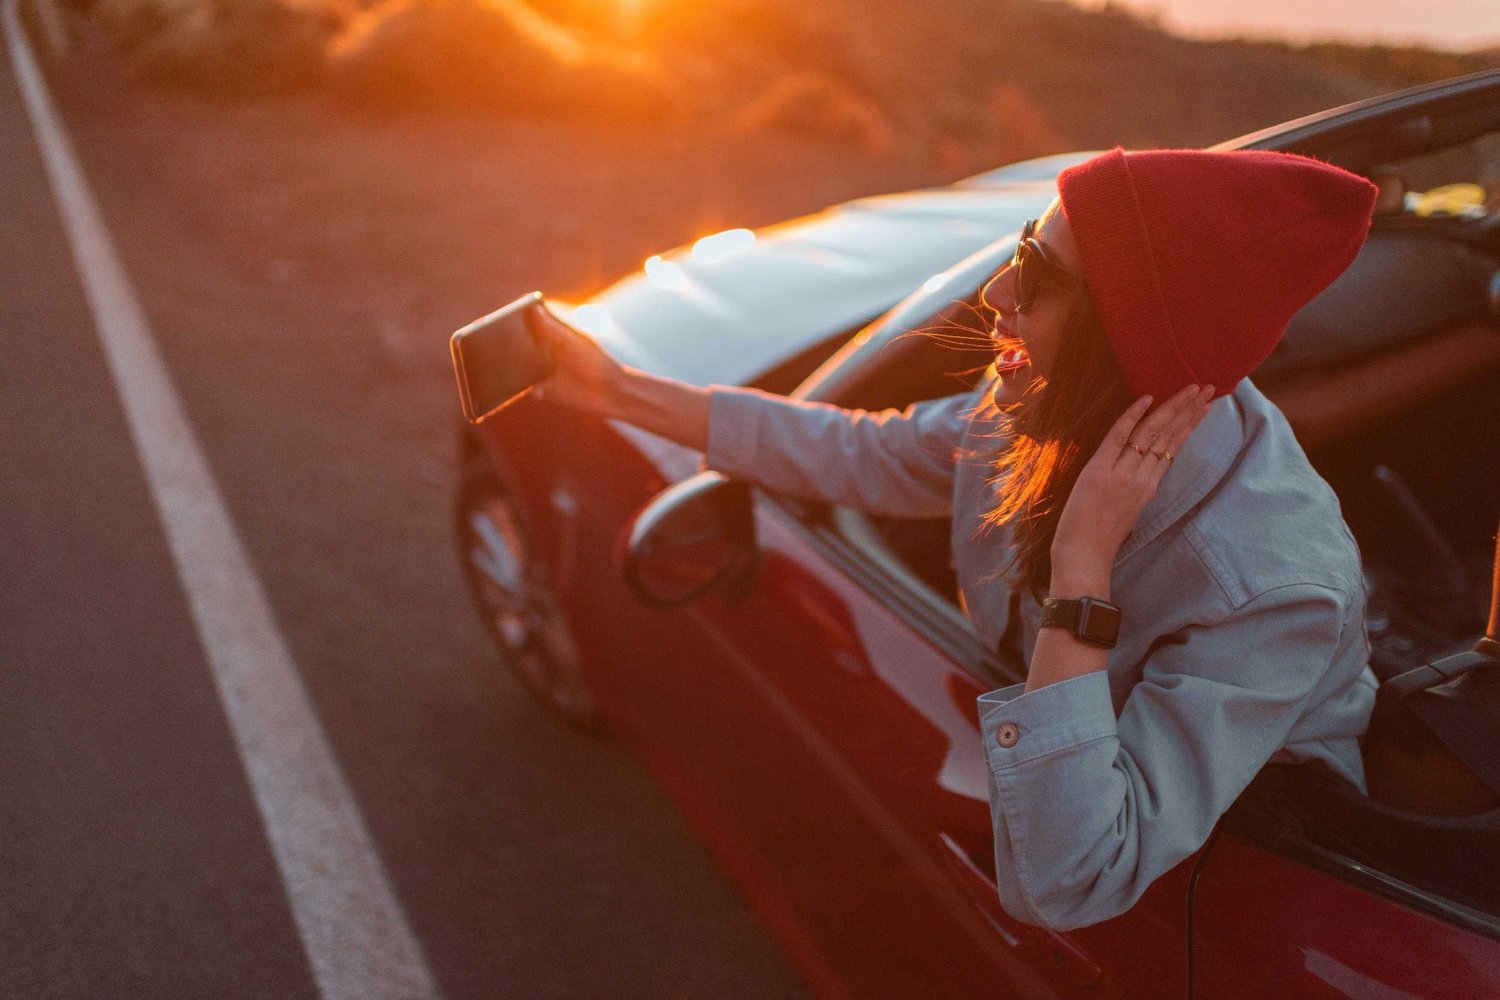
[455, 454, 600, 729]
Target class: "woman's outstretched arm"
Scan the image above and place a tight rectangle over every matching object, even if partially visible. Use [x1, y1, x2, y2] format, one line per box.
[529, 303, 986, 518]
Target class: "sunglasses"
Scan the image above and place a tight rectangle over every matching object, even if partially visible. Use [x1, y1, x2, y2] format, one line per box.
[1011, 218, 1079, 313]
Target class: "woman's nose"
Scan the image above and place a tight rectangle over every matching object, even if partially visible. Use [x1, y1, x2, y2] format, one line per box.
[984, 262, 1018, 318]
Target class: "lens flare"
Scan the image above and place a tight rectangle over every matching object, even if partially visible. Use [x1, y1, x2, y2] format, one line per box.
[644, 254, 688, 290]
[691, 228, 756, 264]
[921, 273, 950, 294]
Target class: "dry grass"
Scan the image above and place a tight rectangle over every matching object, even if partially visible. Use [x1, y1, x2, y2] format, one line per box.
[94, 0, 349, 93]
[723, 71, 895, 156]
[325, 0, 683, 123]
[77, 0, 1500, 156]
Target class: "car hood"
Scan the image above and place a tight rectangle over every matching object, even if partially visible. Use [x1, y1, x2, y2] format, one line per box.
[556, 152, 1093, 388]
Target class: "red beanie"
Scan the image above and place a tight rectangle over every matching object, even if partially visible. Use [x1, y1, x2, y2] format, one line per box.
[1057, 147, 1377, 401]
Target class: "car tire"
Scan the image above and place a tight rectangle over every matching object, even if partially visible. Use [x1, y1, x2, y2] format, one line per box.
[455, 453, 601, 730]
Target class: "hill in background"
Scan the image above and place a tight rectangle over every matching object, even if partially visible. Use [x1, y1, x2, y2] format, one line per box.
[70, 0, 1500, 168]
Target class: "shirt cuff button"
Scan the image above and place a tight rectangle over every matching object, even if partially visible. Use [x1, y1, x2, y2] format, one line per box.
[996, 722, 1020, 748]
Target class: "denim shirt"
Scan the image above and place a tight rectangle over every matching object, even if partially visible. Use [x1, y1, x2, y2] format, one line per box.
[705, 374, 1378, 930]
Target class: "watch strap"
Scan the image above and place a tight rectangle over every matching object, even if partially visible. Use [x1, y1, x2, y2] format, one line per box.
[1040, 597, 1077, 631]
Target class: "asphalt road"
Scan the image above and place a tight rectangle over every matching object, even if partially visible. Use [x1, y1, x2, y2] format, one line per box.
[0, 20, 813, 1000]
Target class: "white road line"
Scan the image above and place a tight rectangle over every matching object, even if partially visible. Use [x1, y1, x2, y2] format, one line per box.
[3, 7, 442, 998]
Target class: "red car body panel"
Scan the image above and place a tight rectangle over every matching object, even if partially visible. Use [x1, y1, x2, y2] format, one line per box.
[1192, 838, 1500, 997]
[602, 487, 1196, 998]
[477, 401, 1500, 997]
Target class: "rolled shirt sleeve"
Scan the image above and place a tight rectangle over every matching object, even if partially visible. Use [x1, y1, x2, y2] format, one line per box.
[703, 383, 982, 518]
[977, 582, 1352, 930]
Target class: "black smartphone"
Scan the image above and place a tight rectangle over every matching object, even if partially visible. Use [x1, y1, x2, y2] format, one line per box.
[450, 291, 556, 424]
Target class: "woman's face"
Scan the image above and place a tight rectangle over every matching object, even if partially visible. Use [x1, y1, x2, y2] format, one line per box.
[983, 198, 1082, 381]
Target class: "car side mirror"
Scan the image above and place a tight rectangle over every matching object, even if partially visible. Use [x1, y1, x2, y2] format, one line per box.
[622, 471, 759, 607]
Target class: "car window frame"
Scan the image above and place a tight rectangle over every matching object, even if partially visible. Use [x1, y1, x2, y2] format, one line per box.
[1220, 68, 1500, 169]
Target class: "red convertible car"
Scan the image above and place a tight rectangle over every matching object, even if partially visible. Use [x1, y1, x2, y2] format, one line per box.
[456, 70, 1500, 997]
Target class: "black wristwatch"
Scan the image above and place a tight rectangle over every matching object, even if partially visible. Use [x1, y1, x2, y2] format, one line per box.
[1040, 597, 1122, 649]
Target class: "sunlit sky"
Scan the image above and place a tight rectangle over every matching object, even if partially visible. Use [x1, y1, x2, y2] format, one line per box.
[1071, 0, 1500, 52]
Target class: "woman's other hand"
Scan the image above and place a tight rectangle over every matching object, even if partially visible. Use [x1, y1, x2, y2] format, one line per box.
[1050, 384, 1216, 592]
[526, 304, 627, 416]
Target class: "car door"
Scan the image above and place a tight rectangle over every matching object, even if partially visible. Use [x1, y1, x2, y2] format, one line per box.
[711, 491, 1199, 1000]
[609, 291, 1196, 998]
[566, 418, 1024, 997]
[689, 497, 1082, 999]
[586, 452, 1054, 996]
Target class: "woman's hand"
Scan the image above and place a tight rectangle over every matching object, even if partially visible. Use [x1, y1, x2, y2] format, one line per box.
[525, 303, 714, 450]
[525, 304, 628, 416]
[1050, 384, 1216, 591]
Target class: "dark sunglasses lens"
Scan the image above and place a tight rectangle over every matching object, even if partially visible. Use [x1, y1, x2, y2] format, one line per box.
[1015, 241, 1036, 311]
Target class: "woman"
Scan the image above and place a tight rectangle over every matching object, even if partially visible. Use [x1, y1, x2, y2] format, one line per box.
[526, 147, 1381, 930]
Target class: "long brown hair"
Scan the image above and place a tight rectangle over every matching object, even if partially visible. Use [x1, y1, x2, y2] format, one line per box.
[982, 288, 1134, 598]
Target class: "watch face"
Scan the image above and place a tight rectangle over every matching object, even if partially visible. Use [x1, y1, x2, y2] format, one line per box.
[1077, 598, 1121, 646]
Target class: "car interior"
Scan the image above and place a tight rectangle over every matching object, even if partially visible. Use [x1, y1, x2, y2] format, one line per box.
[781, 116, 1500, 929]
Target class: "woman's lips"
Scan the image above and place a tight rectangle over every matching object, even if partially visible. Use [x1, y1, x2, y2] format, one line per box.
[990, 322, 1026, 371]
[995, 344, 1028, 370]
